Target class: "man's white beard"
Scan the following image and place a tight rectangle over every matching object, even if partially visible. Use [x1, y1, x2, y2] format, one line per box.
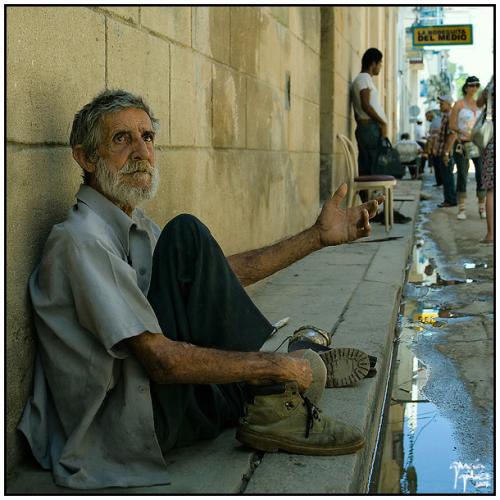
[94, 157, 159, 209]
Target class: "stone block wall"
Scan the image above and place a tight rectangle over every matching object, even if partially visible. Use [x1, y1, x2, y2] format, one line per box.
[6, 5, 398, 475]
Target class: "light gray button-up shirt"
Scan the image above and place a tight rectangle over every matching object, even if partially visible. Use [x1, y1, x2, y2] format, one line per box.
[18, 185, 171, 489]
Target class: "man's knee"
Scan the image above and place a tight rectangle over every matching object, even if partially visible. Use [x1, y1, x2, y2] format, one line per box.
[161, 213, 210, 239]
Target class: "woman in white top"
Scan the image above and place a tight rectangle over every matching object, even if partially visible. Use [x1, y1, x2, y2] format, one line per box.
[449, 76, 486, 220]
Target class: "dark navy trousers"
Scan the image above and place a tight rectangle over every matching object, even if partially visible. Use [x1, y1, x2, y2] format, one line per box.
[147, 214, 273, 452]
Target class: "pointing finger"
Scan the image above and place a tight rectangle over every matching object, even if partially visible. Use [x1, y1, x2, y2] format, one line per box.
[331, 183, 348, 208]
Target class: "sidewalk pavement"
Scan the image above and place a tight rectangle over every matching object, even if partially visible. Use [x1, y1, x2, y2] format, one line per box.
[7, 181, 421, 495]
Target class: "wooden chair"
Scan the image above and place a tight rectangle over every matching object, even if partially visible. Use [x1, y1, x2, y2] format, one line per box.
[337, 134, 396, 231]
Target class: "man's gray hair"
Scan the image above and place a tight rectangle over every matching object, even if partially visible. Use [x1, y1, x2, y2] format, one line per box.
[70, 89, 159, 180]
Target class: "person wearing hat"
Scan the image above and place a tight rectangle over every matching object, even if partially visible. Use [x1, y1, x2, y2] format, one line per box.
[449, 76, 486, 220]
[435, 95, 458, 208]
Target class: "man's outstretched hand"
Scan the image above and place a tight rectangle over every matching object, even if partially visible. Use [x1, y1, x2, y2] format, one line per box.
[314, 183, 384, 246]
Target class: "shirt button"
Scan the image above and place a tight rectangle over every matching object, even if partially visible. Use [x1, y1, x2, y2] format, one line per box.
[139, 268, 146, 276]
[138, 385, 146, 393]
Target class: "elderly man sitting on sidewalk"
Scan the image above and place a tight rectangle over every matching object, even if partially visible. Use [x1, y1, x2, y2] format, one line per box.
[19, 90, 383, 490]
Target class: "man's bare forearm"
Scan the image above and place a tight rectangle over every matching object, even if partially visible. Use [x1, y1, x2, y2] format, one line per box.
[444, 132, 457, 154]
[227, 226, 322, 287]
[361, 103, 386, 126]
[126, 332, 311, 389]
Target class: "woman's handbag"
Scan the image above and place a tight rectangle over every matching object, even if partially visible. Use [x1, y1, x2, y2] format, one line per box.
[472, 85, 493, 150]
[463, 141, 480, 159]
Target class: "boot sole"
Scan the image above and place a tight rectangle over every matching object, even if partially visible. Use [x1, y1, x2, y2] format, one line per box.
[320, 348, 370, 387]
[236, 428, 365, 456]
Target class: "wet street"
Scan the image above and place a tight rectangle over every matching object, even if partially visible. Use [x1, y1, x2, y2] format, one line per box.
[375, 172, 494, 494]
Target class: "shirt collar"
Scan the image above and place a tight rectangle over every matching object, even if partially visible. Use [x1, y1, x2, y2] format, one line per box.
[76, 185, 136, 254]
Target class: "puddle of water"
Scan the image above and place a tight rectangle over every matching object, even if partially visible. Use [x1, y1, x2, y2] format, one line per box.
[407, 240, 478, 288]
[434, 273, 475, 286]
[375, 221, 493, 494]
[464, 262, 488, 270]
[400, 301, 468, 334]
[376, 320, 494, 494]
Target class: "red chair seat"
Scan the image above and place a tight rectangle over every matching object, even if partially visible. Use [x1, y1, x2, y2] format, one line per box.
[355, 175, 395, 182]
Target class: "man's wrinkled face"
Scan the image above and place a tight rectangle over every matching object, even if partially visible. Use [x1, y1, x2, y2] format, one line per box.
[94, 108, 159, 207]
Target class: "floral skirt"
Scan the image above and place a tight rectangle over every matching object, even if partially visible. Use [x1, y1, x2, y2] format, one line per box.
[481, 138, 494, 190]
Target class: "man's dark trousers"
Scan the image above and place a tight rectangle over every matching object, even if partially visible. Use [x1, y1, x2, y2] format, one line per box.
[147, 214, 274, 453]
[355, 120, 381, 176]
[437, 157, 457, 205]
[430, 154, 443, 186]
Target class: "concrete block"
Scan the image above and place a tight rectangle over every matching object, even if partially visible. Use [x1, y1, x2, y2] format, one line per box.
[7, 6, 105, 144]
[303, 45, 321, 104]
[365, 236, 412, 284]
[107, 18, 170, 147]
[320, 154, 333, 201]
[258, 13, 292, 93]
[213, 64, 246, 148]
[320, 110, 333, 154]
[145, 149, 317, 255]
[288, 96, 319, 152]
[369, 7, 383, 49]
[270, 6, 289, 26]
[100, 6, 139, 24]
[192, 7, 230, 64]
[204, 151, 291, 253]
[140, 6, 191, 46]
[6, 145, 82, 474]
[258, 14, 282, 89]
[334, 32, 349, 81]
[246, 78, 287, 151]
[142, 149, 212, 230]
[333, 73, 351, 120]
[288, 152, 320, 225]
[289, 7, 320, 53]
[230, 7, 260, 75]
[289, 36, 320, 104]
[6, 147, 82, 312]
[170, 45, 212, 146]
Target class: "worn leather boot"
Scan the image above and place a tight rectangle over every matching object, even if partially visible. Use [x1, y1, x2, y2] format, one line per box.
[288, 327, 373, 386]
[236, 381, 365, 456]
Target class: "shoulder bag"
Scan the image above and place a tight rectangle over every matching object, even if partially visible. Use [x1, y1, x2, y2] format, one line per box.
[471, 85, 493, 150]
[374, 138, 405, 179]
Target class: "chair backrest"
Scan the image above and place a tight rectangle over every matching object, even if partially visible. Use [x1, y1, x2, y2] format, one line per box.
[337, 134, 359, 183]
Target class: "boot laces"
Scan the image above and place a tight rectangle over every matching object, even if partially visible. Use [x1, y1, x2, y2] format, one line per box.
[302, 396, 321, 438]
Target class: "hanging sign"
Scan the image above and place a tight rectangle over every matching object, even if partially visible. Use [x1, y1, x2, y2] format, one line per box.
[412, 24, 473, 46]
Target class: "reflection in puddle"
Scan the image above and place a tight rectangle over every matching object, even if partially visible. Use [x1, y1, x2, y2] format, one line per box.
[435, 273, 475, 286]
[464, 262, 488, 270]
[401, 301, 463, 336]
[375, 234, 493, 493]
[407, 238, 478, 287]
[376, 317, 493, 493]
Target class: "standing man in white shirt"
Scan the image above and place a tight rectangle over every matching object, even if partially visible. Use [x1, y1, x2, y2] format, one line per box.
[351, 48, 387, 183]
[350, 49, 411, 224]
